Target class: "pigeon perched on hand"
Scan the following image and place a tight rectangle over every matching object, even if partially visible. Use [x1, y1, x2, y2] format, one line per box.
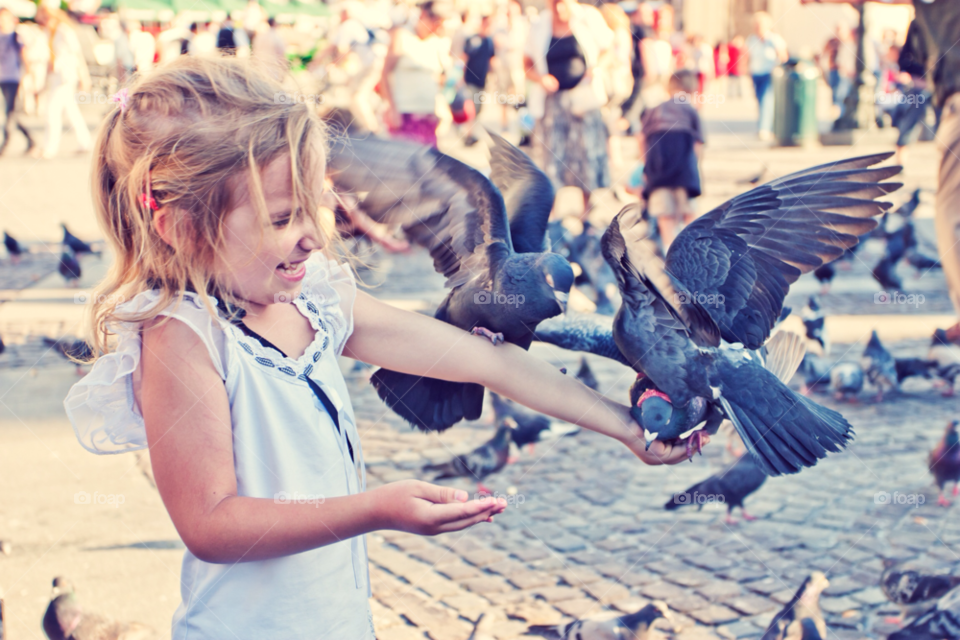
[887, 583, 960, 640]
[422, 421, 514, 495]
[329, 131, 573, 432]
[830, 362, 864, 401]
[762, 572, 829, 640]
[526, 601, 672, 640]
[930, 420, 960, 507]
[862, 330, 898, 401]
[664, 453, 767, 524]
[42, 576, 158, 640]
[3, 231, 23, 263]
[58, 248, 81, 286]
[881, 560, 960, 623]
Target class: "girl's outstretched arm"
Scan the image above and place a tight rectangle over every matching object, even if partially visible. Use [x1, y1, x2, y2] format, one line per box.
[140, 317, 505, 565]
[345, 292, 698, 465]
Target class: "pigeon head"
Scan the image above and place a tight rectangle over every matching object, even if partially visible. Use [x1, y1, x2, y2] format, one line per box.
[799, 571, 830, 602]
[945, 420, 959, 448]
[506, 253, 574, 320]
[807, 296, 821, 313]
[539, 252, 574, 314]
[629, 380, 674, 448]
[50, 576, 75, 598]
[495, 419, 517, 446]
[618, 601, 673, 634]
[933, 328, 952, 347]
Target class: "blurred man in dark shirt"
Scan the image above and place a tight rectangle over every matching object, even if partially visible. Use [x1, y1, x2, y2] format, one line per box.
[461, 13, 495, 146]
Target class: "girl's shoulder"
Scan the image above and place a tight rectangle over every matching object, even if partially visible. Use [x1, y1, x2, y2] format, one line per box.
[296, 256, 357, 356]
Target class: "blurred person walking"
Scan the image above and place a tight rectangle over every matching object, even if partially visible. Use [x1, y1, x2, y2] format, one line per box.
[35, 4, 91, 159]
[322, 4, 385, 133]
[18, 18, 48, 115]
[0, 7, 34, 155]
[619, 2, 655, 133]
[893, 20, 930, 166]
[598, 2, 633, 169]
[491, 0, 528, 132]
[524, 0, 613, 212]
[380, 1, 452, 147]
[905, 1, 960, 345]
[253, 17, 287, 78]
[745, 11, 786, 141]
[459, 12, 495, 146]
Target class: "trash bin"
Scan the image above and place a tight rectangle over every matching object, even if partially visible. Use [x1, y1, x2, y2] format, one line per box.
[773, 59, 820, 147]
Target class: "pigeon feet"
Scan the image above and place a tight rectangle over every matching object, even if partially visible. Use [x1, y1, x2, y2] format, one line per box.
[883, 616, 903, 625]
[938, 494, 952, 507]
[471, 327, 504, 346]
[724, 515, 739, 525]
[685, 431, 707, 459]
[741, 510, 758, 521]
[507, 455, 519, 465]
[953, 484, 959, 497]
[526, 443, 536, 455]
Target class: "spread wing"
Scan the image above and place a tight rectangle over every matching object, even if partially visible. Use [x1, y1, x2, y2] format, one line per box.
[666, 153, 902, 349]
[327, 134, 512, 289]
[532, 313, 631, 367]
[486, 130, 555, 254]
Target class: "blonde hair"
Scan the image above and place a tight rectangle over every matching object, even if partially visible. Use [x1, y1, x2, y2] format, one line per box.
[88, 56, 331, 360]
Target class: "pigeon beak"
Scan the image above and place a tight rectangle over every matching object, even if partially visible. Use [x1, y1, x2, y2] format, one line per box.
[554, 290, 568, 314]
[644, 429, 658, 450]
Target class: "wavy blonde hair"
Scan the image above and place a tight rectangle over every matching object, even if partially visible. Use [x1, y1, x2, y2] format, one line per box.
[89, 56, 331, 360]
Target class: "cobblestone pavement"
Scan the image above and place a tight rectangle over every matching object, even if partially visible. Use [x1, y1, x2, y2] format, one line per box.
[0, 97, 957, 639]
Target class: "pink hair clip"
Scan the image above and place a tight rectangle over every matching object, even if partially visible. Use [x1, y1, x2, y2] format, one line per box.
[109, 88, 130, 112]
[138, 193, 158, 211]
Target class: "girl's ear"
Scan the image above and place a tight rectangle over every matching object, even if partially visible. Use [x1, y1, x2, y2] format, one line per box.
[152, 207, 177, 248]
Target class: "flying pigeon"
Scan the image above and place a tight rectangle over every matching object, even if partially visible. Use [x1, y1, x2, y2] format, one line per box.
[830, 362, 864, 401]
[887, 583, 960, 640]
[526, 601, 672, 640]
[61, 224, 97, 257]
[664, 453, 767, 524]
[862, 330, 898, 401]
[930, 420, 960, 507]
[42, 576, 158, 640]
[929, 329, 960, 396]
[574, 356, 599, 391]
[489, 393, 578, 454]
[329, 131, 573, 432]
[58, 248, 81, 286]
[895, 358, 940, 384]
[535, 153, 901, 475]
[3, 231, 23, 263]
[761, 572, 830, 640]
[422, 422, 514, 494]
[799, 353, 832, 395]
[801, 296, 829, 355]
[881, 560, 960, 623]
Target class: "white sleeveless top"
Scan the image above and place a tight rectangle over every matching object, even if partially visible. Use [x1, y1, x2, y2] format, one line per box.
[64, 257, 374, 640]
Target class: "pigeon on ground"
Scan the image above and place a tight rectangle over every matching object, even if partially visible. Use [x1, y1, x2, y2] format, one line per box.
[930, 420, 960, 507]
[43, 337, 93, 375]
[664, 453, 767, 524]
[761, 572, 829, 640]
[892, 187, 921, 219]
[574, 356, 599, 391]
[58, 249, 81, 286]
[422, 422, 514, 494]
[42, 576, 158, 640]
[526, 601, 671, 640]
[887, 583, 960, 640]
[329, 131, 573, 432]
[895, 358, 940, 384]
[905, 248, 941, 272]
[829, 362, 864, 401]
[799, 354, 832, 395]
[538, 153, 901, 475]
[801, 296, 829, 355]
[3, 231, 23, 263]
[929, 330, 960, 396]
[862, 330, 899, 401]
[881, 560, 960, 623]
[813, 261, 835, 295]
[61, 224, 97, 257]
[873, 257, 903, 292]
[0, 334, 5, 357]
[489, 393, 578, 455]
[738, 165, 767, 185]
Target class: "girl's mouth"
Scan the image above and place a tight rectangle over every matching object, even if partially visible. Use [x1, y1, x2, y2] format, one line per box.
[276, 260, 306, 281]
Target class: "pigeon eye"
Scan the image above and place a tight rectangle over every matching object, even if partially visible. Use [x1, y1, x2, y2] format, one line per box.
[545, 273, 555, 288]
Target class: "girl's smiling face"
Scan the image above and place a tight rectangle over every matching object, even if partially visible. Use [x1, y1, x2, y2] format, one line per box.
[217, 154, 324, 310]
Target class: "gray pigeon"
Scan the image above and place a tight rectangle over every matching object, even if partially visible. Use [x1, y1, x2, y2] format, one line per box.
[526, 601, 671, 640]
[422, 422, 514, 494]
[801, 296, 828, 355]
[574, 356, 599, 391]
[489, 393, 578, 453]
[830, 362, 864, 401]
[3, 231, 23, 263]
[888, 584, 960, 640]
[881, 560, 960, 623]
[540, 153, 900, 475]
[930, 420, 960, 508]
[862, 330, 898, 401]
[929, 329, 960, 395]
[42, 577, 157, 640]
[58, 248, 81, 285]
[329, 132, 573, 432]
[762, 572, 829, 640]
[664, 453, 767, 523]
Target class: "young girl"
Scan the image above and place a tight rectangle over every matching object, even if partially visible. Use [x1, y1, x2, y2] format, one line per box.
[64, 56, 695, 638]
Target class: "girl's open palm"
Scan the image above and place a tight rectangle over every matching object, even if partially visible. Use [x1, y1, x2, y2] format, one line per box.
[372, 480, 507, 535]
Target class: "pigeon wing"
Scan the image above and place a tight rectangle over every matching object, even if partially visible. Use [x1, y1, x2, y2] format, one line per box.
[328, 135, 513, 290]
[666, 153, 902, 349]
[532, 313, 631, 367]
[487, 130, 555, 254]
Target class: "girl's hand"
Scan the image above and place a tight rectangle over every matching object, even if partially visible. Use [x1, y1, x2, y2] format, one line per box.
[624, 434, 709, 466]
[541, 74, 560, 93]
[371, 480, 507, 535]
